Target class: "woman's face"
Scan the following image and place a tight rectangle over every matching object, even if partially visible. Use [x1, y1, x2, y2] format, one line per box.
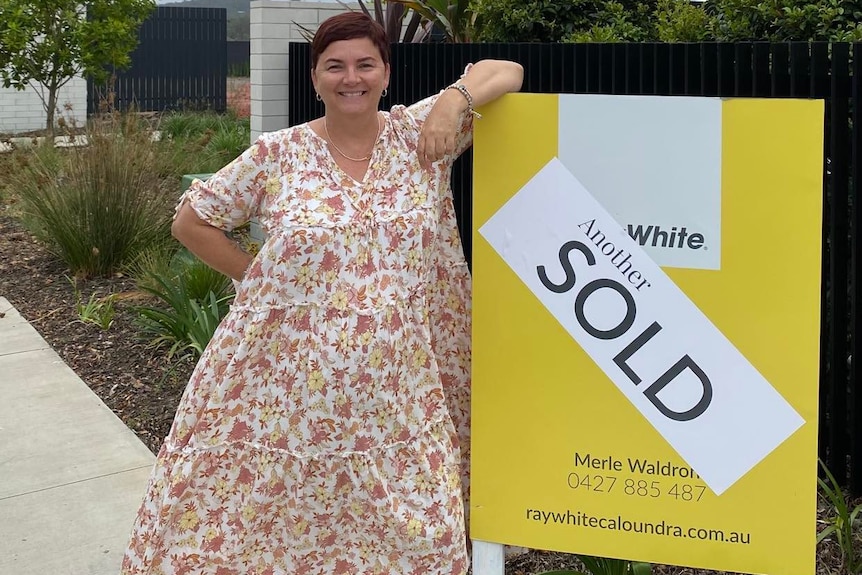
[312, 37, 390, 118]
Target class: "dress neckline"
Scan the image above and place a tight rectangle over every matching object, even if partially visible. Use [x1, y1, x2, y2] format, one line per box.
[303, 114, 388, 186]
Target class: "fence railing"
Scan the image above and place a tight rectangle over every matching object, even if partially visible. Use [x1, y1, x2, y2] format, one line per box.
[289, 41, 862, 494]
[87, 7, 227, 114]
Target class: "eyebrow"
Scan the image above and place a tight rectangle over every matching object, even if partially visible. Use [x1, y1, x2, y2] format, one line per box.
[323, 56, 377, 65]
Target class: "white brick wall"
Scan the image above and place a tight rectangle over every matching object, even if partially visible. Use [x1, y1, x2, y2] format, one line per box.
[250, 0, 358, 139]
[0, 76, 87, 134]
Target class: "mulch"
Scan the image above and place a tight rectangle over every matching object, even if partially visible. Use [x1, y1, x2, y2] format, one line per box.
[0, 210, 852, 575]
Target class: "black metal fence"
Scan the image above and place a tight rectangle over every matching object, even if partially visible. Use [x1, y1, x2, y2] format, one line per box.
[289, 41, 862, 494]
[87, 7, 227, 114]
[228, 41, 251, 77]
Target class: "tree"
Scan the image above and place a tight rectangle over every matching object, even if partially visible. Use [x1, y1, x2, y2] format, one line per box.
[0, 0, 155, 134]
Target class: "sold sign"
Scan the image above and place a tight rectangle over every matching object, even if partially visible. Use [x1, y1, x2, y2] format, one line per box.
[478, 158, 804, 495]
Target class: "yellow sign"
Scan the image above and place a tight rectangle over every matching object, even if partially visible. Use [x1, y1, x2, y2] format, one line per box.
[471, 94, 823, 574]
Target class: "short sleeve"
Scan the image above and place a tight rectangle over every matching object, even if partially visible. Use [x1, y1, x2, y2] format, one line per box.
[403, 64, 475, 160]
[175, 133, 281, 232]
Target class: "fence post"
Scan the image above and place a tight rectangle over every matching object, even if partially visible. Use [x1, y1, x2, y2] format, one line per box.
[472, 540, 505, 575]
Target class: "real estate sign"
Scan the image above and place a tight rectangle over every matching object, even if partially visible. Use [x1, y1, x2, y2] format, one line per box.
[471, 94, 823, 574]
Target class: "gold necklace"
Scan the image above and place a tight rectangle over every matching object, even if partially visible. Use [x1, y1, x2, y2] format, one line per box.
[323, 115, 382, 162]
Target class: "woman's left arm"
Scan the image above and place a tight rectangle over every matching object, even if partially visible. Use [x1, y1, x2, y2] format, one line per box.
[418, 59, 524, 167]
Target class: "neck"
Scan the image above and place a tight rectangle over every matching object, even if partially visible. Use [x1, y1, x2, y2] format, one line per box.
[324, 111, 380, 143]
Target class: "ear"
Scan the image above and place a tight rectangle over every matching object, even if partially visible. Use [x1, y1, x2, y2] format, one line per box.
[311, 67, 319, 93]
[384, 63, 391, 92]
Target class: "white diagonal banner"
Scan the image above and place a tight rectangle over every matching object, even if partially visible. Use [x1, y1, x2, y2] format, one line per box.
[478, 157, 804, 495]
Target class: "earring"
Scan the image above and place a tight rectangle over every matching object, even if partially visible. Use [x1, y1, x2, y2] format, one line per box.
[315, 93, 322, 101]
[382, 89, 388, 97]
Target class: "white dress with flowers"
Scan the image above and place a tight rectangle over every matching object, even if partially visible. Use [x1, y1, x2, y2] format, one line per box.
[120, 93, 473, 575]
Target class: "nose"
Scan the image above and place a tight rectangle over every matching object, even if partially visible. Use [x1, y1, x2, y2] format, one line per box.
[344, 66, 360, 84]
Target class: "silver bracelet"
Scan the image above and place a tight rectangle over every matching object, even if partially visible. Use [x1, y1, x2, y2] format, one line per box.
[446, 83, 482, 118]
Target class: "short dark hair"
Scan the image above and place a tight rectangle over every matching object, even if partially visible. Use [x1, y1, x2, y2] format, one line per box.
[311, 12, 390, 69]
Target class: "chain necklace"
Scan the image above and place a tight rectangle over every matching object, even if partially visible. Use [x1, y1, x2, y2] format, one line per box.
[323, 115, 382, 162]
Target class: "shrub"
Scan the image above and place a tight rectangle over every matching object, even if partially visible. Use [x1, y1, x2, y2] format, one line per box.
[132, 247, 234, 360]
[471, 0, 598, 42]
[203, 122, 251, 169]
[16, 114, 175, 278]
[157, 111, 251, 175]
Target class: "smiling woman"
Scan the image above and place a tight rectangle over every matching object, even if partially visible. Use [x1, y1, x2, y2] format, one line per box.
[121, 10, 523, 575]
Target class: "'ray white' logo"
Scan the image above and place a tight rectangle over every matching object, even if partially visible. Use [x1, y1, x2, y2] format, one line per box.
[627, 225, 706, 251]
[478, 158, 803, 495]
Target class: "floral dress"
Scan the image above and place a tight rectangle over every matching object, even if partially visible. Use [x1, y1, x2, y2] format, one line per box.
[120, 92, 473, 575]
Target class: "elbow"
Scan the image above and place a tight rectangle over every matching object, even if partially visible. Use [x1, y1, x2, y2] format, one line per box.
[510, 62, 525, 92]
[171, 211, 192, 245]
[487, 59, 524, 93]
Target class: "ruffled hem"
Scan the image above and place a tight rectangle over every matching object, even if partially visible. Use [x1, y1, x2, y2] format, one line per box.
[121, 418, 468, 575]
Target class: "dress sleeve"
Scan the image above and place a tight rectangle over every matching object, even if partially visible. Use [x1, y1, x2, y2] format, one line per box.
[403, 64, 475, 161]
[175, 133, 282, 232]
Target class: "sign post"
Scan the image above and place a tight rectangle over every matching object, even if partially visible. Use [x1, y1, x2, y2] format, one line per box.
[471, 94, 824, 575]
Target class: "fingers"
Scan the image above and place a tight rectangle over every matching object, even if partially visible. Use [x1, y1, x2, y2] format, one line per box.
[417, 130, 456, 169]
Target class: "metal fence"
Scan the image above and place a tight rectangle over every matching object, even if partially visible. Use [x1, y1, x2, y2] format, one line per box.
[87, 7, 227, 114]
[288, 41, 862, 494]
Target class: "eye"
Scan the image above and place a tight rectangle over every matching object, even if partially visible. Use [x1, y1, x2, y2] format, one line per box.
[327, 64, 342, 71]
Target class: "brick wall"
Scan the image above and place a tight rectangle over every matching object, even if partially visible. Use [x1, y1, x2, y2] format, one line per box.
[0, 76, 87, 135]
[250, 0, 357, 139]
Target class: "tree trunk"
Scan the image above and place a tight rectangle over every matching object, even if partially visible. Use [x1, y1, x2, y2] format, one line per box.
[46, 84, 57, 138]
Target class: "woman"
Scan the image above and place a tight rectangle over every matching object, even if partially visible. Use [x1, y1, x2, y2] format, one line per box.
[122, 11, 523, 575]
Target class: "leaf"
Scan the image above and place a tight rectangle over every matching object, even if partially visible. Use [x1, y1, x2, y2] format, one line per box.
[817, 524, 838, 544]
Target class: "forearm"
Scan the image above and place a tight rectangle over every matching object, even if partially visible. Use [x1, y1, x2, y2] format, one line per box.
[172, 203, 254, 281]
[455, 59, 524, 109]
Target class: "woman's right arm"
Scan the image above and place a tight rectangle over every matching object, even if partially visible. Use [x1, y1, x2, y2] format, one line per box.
[172, 204, 254, 282]
[170, 133, 283, 282]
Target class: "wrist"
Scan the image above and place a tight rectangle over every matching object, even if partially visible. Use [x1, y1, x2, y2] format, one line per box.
[445, 84, 472, 112]
[445, 83, 481, 118]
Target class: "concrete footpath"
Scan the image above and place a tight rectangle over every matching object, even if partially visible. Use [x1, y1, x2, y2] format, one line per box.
[0, 296, 155, 575]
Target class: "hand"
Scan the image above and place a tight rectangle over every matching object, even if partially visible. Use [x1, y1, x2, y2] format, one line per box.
[417, 90, 467, 169]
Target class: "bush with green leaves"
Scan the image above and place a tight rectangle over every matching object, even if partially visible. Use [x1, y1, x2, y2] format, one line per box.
[471, 0, 862, 42]
[471, 0, 596, 42]
[132, 247, 235, 360]
[705, 0, 862, 41]
[16, 114, 175, 278]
